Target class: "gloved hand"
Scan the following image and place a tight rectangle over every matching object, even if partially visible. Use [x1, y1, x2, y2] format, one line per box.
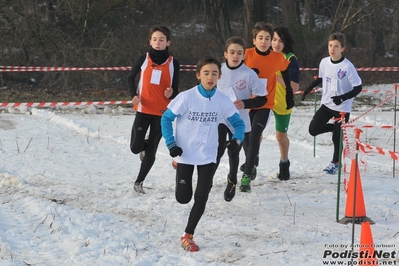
[331, 95, 346, 105]
[167, 142, 183, 157]
[225, 139, 241, 151]
[286, 90, 295, 110]
[301, 86, 313, 101]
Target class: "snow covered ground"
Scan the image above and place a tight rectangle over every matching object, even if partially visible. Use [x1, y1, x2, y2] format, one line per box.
[0, 84, 398, 265]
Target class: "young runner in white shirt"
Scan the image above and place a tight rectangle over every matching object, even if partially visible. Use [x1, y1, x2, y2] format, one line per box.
[301, 32, 362, 174]
[161, 56, 245, 252]
[215, 36, 267, 202]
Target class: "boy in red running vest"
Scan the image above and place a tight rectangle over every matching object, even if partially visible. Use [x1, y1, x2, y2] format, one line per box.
[127, 25, 180, 194]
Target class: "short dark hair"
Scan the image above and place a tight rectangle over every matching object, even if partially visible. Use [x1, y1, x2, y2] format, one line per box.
[225, 36, 246, 52]
[328, 32, 346, 48]
[196, 56, 222, 75]
[274, 26, 295, 54]
[252, 22, 274, 39]
[149, 25, 171, 41]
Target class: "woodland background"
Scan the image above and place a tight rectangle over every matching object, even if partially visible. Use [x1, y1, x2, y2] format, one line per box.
[1, 0, 399, 102]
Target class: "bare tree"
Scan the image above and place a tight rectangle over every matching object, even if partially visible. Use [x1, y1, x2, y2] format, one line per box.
[304, 0, 316, 30]
[387, 0, 399, 54]
[243, 0, 274, 43]
[243, 0, 255, 42]
[201, 0, 232, 49]
[331, 0, 373, 33]
[280, 0, 301, 27]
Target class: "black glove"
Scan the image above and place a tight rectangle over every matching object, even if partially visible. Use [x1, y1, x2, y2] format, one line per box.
[225, 139, 241, 151]
[167, 142, 183, 158]
[331, 95, 347, 105]
[285, 90, 295, 110]
[301, 86, 313, 101]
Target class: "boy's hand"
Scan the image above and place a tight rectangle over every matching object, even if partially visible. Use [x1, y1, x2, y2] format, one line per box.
[164, 87, 173, 98]
[167, 142, 183, 157]
[169, 146, 183, 157]
[225, 139, 241, 151]
[132, 95, 141, 105]
[286, 92, 295, 110]
[233, 100, 245, 110]
[331, 95, 345, 105]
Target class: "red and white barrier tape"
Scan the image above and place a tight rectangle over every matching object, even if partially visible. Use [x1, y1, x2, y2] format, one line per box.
[356, 139, 399, 160]
[341, 119, 354, 160]
[0, 100, 132, 108]
[295, 88, 398, 95]
[0, 66, 132, 72]
[0, 66, 196, 72]
[356, 67, 399, 72]
[294, 88, 321, 95]
[179, 64, 196, 68]
[1, 65, 399, 72]
[343, 124, 399, 129]
[343, 90, 399, 126]
[361, 89, 397, 94]
[341, 87, 399, 160]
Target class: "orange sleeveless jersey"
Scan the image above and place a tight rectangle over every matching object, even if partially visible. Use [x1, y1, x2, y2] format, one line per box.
[135, 53, 175, 116]
[244, 47, 290, 110]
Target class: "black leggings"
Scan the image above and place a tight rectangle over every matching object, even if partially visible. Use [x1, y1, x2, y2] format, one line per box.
[130, 112, 162, 183]
[215, 124, 247, 183]
[175, 163, 215, 235]
[242, 108, 271, 175]
[308, 104, 349, 163]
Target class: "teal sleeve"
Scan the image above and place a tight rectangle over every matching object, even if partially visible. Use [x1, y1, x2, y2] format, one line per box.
[161, 109, 177, 146]
[227, 113, 245, 142]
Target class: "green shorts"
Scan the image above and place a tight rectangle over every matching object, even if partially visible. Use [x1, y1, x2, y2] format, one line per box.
[273, 111, 291, 133]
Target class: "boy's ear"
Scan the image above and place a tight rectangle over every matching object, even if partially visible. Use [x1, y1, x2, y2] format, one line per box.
[196, 73, 200, 80]
[167, 40, 171, 46]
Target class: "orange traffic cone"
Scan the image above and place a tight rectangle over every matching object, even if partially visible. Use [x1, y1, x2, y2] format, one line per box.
[359, 221, 378, 264]
[339, 159, 374, 224]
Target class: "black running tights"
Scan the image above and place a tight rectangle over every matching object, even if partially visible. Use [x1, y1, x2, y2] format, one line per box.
[215, 123, 247, 183]
[130, 112, 162, 183]
[308, 104, 349, 163]
[242, 108, 271, 175]
[175, 163, 215, 235]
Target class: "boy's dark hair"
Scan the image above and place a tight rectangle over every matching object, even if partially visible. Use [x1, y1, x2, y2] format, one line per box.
[149, 25, 171, 41]
[328, 32, 346, 48]
[196, 56, 222, 75]
[252, 22, 274, 39]
[225, 36, 246, 52]
[274, 26, 295, 54]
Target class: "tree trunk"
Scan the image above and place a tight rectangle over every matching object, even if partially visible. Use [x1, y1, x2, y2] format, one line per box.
[304, 0, 315, 30]
[388, 1, 399, 53]
[243, 0, 254, 43]
[212, 0, 232, 48]
[280, 0, 300, 27]
[46, 0, 56, 24]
